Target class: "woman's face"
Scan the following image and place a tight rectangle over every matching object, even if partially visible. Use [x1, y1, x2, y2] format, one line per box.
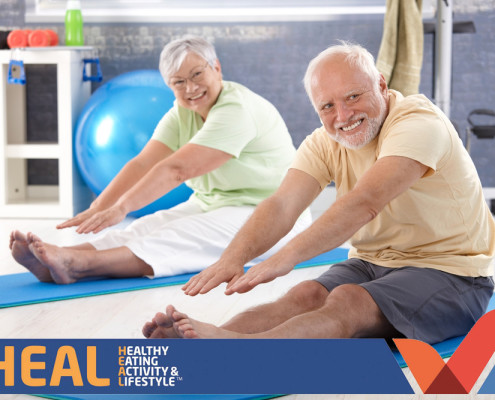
[168, 52, 223, 120]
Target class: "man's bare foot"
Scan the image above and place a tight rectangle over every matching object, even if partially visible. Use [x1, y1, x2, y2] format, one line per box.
[28, 233, 77, 284]
[142, 306, 182, 339]
[168, 305, 243, 339]
[10, 230, 53, 282]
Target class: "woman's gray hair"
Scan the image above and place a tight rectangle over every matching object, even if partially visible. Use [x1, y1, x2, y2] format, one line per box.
[159, 35, 218, 83]
[303, 41, 381, 109]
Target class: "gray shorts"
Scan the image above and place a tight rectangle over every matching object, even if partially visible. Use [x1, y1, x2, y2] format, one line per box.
[314, 258, 494, 344]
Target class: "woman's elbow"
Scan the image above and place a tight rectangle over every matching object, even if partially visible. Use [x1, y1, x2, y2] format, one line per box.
[168, 165, 189, 184]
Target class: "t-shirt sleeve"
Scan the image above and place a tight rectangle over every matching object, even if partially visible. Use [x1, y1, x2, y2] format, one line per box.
[189, 102, 256, 158]
[151, 105, 181, 151]
[378, 104, 453, 175]
[291, 128, 334, 189]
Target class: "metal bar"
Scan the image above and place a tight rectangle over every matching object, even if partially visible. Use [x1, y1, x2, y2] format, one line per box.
[434, 0, 453, 118]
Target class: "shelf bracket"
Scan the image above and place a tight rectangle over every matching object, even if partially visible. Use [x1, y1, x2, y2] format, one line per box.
[82, 57, 103, 82]
[7, 59, 26, 85]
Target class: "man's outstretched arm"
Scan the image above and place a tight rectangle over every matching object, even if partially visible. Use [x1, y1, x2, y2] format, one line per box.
[182, 168, 322, 296]
[227, 155, 429, 294]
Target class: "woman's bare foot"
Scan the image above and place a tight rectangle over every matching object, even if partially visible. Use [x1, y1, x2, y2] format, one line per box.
[169, 305, 244, 339]
[28, 233, 78, 284]
[10, 230, 53, 282]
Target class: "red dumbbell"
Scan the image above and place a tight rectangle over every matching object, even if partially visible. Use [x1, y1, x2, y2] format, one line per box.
[7, 30, 32, 48]
[28, 29, 59, 47]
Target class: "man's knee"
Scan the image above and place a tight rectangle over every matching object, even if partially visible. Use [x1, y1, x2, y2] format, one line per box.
[285, 280, 329, 311]
[323, 284, 395, 338]
[326, 284, 371, 305]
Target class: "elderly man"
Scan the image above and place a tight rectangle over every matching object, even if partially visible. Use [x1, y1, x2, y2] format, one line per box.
[144, 42, 494, 344]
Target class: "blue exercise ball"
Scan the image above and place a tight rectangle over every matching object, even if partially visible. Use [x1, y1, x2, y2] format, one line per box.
[75, 69, 193, 218]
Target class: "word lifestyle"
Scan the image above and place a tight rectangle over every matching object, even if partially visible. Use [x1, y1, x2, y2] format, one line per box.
[118, 375, 178, 387]
[118, 345, 181, 388]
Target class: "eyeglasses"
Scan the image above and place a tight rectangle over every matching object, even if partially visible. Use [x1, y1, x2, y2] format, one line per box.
[170, 63, 209, 91]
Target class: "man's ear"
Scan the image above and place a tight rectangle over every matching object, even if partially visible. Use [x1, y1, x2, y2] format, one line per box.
[379, 73, 388, 94]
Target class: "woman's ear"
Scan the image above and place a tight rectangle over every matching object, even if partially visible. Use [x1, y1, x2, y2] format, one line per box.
[214, 59, 222, 78]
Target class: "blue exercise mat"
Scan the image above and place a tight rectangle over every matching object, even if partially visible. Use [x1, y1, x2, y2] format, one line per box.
[0, 247, 349, 308]
[393, 291, 495, 367]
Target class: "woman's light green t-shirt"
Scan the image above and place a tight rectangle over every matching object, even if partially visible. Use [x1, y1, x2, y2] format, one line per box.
[152, 81, 296, 211]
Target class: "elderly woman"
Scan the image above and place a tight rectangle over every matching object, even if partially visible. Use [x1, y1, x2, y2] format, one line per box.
[10, 35, 311, 284]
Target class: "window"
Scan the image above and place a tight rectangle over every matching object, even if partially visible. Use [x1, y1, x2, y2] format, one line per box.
[26, 0, 434, 23]
[25, 0, 395, 23]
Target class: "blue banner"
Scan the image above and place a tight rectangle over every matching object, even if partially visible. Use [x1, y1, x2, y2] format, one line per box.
[479, 364, 495, 394]
[0, 339, 413, 394]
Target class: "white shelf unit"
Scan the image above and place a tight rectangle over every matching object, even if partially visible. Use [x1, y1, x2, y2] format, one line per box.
[0, 48, 94, 218]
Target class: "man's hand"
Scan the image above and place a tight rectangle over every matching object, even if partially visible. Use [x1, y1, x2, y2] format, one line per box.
[182, 261, 245, 296]
[72, 204, 127, 234]
[225, 257, 295, 294]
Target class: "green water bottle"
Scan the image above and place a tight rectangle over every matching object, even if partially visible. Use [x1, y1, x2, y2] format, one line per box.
[65, 0, 84, 46]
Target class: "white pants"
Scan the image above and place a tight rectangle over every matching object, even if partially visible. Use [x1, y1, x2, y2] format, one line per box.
[91, 199, 312, 278]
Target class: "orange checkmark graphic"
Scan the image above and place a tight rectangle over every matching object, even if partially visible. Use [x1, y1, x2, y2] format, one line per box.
[395, 310, 495, 394]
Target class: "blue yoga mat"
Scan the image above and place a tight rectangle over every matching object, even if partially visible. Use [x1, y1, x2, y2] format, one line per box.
[0, 247, 349, 308]
[394, 291, 495, 367]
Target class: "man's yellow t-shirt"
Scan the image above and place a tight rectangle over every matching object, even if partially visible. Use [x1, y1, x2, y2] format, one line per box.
[291, 90, 495, 277]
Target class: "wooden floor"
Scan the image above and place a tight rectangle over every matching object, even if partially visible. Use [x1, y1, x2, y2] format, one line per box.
[1, 207, 494, 400]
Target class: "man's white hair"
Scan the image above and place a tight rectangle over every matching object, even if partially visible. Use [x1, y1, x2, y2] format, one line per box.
[159, 35, 218, 84]
[303, 41, 381, 110]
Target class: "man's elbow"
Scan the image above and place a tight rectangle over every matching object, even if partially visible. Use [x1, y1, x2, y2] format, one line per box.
[260, 194, 302, 226]
[363, 204, 380, 223]
[350, 191, 382, 224]
[358, 193, 384, 223]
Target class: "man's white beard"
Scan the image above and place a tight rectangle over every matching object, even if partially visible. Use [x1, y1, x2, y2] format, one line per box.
[330, 95, 387, 150]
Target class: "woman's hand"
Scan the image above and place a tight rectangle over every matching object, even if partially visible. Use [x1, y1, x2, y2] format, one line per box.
[57, 141, 173, 231]
[56, 207, 102, 230]
[73, 204, 128, 234]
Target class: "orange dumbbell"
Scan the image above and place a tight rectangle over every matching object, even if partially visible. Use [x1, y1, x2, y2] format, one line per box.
[7, 29, 59, 48]
[7, 30, 32, 48]
[28, 29, 59, 47]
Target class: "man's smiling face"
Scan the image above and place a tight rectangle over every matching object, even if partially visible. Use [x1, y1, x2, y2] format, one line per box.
[311, 54, 389, 150]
